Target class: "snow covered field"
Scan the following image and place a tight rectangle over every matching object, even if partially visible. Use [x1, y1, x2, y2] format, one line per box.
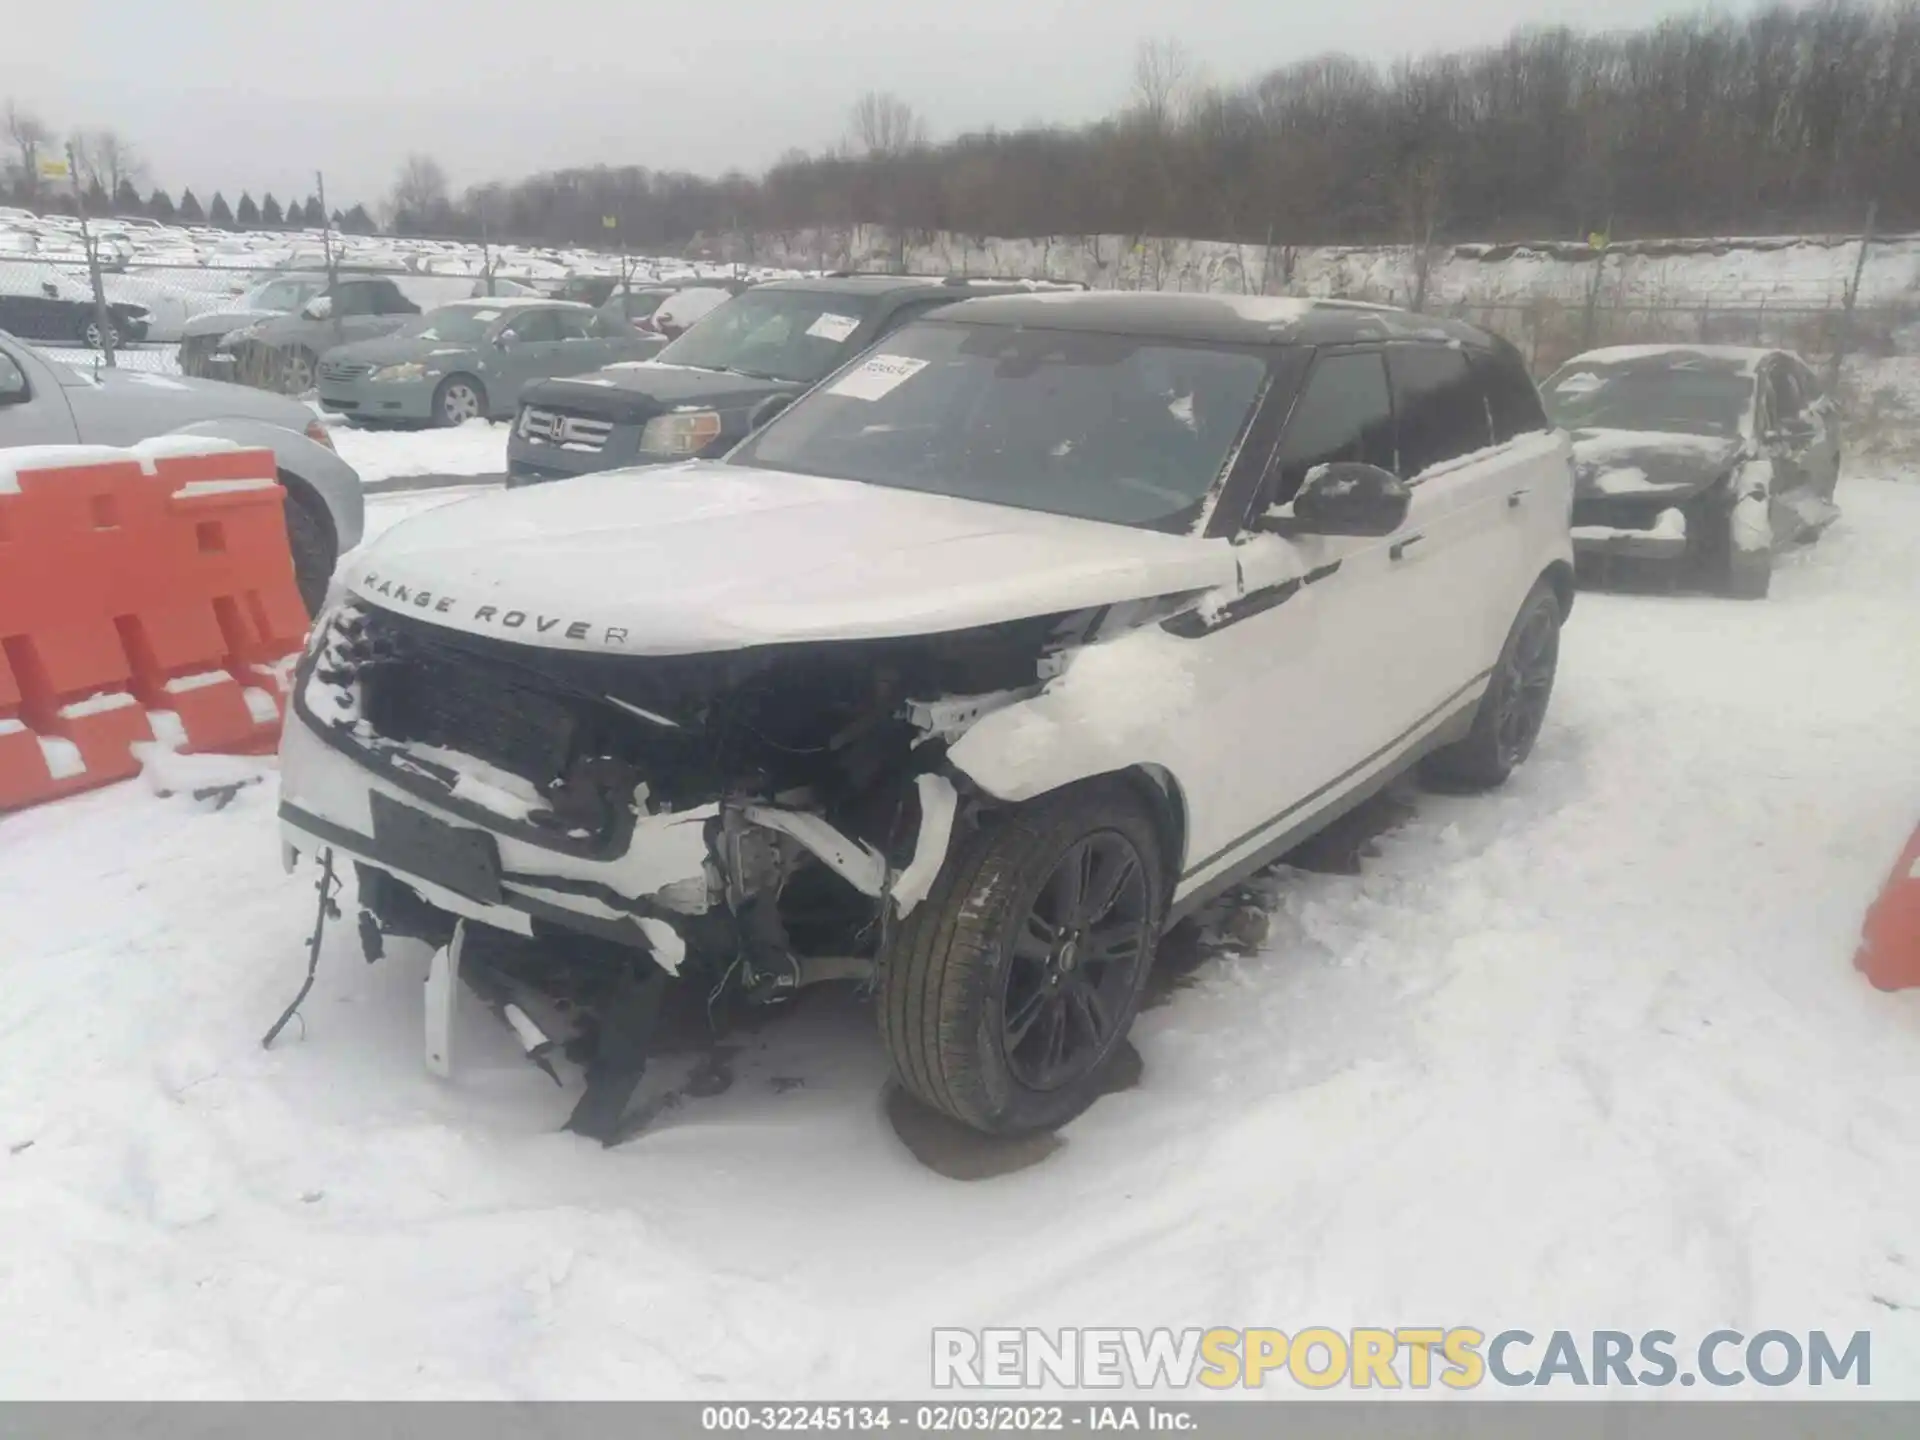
[2, 473, 1918, 1400]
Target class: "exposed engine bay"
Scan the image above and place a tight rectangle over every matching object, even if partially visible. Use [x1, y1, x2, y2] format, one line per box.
[276, 594, 1125, 1140]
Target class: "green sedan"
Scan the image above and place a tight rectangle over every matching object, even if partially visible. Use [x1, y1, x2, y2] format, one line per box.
[315, 297, 664, 428]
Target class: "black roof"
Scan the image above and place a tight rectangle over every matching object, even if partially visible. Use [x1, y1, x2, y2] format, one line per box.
[921, 291, 1501, 349]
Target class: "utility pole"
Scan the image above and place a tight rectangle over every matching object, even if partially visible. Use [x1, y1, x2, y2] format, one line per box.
[316, 169, 339, 293]
[1829, 198, 1878, 391]
[66, 142, 117, 369]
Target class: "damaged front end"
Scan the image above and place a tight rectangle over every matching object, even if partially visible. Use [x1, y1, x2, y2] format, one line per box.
[274, 595, 1105, 1137]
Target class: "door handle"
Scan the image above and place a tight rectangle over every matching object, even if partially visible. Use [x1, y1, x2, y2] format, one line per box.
[1390, 534, 1425, 561]
[1507, 488, 1530, 509]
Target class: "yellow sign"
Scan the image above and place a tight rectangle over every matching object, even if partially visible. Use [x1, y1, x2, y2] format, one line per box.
[38, 157, 69, 180]
[602, 215, 618, 230]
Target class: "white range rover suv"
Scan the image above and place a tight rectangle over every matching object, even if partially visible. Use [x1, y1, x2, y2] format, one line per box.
[278, 292, 1574, 1142]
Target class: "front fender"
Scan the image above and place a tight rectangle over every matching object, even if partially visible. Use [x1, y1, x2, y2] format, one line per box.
[167, 417, 365, 552]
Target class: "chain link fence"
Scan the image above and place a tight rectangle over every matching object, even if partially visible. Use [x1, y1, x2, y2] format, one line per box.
[10, 240, 1919, 459]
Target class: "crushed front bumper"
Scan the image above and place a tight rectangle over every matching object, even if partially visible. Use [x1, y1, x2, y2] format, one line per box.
[278, 714, 716, 965]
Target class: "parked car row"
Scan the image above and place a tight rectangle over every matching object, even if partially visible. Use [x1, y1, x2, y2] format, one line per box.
[0, 278, 152, 349]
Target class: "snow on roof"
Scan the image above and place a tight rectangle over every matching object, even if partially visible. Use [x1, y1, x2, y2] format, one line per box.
[1567, 344, 1775, 373]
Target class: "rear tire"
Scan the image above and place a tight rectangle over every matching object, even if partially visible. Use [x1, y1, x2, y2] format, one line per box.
[879, 781, 1163, 1137]
[80, 316, 121, 350]
[433, 374, 487, 427]
[282, 484, 336, 618]
[1421, 581, 1562, 792]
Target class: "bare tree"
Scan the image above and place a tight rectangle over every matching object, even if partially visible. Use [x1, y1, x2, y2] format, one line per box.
[389, 153, 452, 233]
[72, 128, 145, 197]
[4, 100, 55, 201]
[1130, 37, 1197, 132]
[849, 92, 926, 157]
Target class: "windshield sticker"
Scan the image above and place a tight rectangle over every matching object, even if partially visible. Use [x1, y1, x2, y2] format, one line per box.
[806, 312, 862, 343]
[1554, 371, 1604, 394]
[827, 354, 928, 401]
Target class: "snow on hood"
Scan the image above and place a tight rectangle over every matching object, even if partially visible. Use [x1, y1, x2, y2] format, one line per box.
[1570, 428, 1744, 502]
[180, 306, 278, 339]
[342, 462, 1234, 655]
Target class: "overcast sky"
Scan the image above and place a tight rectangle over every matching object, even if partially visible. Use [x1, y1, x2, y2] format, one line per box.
[4, 0, 1745, 211]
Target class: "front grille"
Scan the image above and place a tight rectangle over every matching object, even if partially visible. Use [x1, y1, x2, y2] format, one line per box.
[320, 360, 373, 383]
[518, 406, 613, 453]
[361, 634, 580, 785]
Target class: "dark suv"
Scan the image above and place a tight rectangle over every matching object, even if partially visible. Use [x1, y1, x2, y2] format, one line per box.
[505, 274, 1083, 485]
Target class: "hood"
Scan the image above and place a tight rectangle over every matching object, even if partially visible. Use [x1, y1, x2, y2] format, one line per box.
[322, 332, 454, 366]
[59, 365, 317, 444]
[522, 361, 799, 422]
[182, 305, 279, 340]
[342, 461, 1233, 655]
[1570, 428, 1744, 504]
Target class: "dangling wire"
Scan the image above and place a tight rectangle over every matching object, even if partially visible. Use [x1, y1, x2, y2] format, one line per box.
[261, 848, 342, 1049]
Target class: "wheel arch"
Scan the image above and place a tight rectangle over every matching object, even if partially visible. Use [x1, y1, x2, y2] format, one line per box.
[1541, 559, 1575, 620]
[1119, 764, 1189, 893]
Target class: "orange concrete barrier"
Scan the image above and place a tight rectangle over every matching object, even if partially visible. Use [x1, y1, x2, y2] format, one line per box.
[1856, 822, 1920, 992]
[0, 440, 310, 812]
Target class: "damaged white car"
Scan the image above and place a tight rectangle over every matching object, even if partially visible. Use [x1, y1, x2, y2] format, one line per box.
[275, 292, 1576, 1142]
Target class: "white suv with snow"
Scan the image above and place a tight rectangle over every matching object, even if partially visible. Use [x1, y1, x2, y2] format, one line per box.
[278, 292, 1574, 1142]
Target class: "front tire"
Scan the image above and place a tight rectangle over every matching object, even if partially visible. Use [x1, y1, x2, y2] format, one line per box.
[278, 347, 318, 396]
[80, 317, 120, 350]
[1422, 581, 1562, 792]
[879, 782, 1163, 1137]
[282, 484, 337, 618]
[433, 374, 487, 427]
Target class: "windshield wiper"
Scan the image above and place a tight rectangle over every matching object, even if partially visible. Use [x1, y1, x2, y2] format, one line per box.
[724, 365, 780, 381]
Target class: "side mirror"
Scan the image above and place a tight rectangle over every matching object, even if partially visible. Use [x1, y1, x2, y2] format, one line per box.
[301, 296, 334, 320]
[0, 363, 29, 407]
[495, 331, 518, 350]
[1259, 462, 1411, 538]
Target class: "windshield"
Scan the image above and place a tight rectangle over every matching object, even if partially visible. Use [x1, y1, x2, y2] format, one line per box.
[655, 290, 876, 382]
[1543, 359, 1753, 438]
[732, 321, 1270, 532]
[250, 277, 325, 312]
[402, 306, 500, 344]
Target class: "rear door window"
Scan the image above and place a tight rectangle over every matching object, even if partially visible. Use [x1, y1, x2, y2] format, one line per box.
[1389, 344, 1491, 477]
[504, 309, 564, 344]
[1474, 348, 1551, 443]
[1268, 350, 1395, 504]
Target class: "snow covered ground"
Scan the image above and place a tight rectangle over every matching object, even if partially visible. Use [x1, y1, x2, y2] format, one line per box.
[321, 418, 509, 487]
[2, 474, 1919, 1400]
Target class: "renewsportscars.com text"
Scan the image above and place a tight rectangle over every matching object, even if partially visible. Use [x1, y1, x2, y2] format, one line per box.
[931, 1327, 1872, 1390]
